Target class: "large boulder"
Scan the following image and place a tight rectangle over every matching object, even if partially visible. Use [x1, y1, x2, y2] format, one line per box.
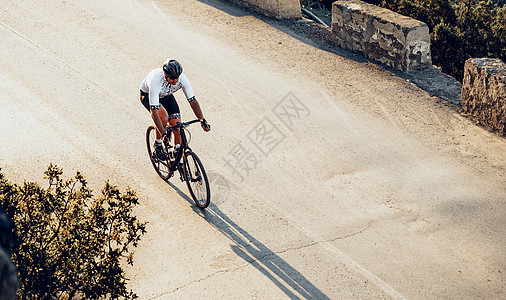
[462, 58, 506, 135]
[331, 0, 432, 71]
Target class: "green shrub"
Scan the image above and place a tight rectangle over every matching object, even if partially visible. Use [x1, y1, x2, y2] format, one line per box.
[431, 22, 466, 79]
[377, 0, 505, 81]
[0, 164, 146, 299]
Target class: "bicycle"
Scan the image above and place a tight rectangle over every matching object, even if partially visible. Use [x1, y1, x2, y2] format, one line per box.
[146, 120, 211, 208]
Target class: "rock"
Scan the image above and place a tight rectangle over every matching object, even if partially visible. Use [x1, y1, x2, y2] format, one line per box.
[331, 0, 432, 71]
[462, 58, 506, 136]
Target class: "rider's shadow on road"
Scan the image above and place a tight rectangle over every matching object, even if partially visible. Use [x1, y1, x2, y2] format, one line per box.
[165, 180, 330, 299]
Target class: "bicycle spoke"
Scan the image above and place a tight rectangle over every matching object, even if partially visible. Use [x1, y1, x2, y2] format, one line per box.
[146, 126, 171, 180]
[183, 151, 210, 208]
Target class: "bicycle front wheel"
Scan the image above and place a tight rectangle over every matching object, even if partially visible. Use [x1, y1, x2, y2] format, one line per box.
[146, 126, 171, 180]
[183, 151, 210, 208]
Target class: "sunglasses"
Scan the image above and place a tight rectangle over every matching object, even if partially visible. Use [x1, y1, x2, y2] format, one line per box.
[164, 73, 178, 80]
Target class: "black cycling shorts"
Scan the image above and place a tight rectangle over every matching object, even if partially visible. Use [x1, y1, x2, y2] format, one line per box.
[140, 90, 181, 120]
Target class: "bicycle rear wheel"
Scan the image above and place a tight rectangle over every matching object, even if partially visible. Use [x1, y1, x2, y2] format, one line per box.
[183, 151, 210, 208]
[146, 126, 171, 180]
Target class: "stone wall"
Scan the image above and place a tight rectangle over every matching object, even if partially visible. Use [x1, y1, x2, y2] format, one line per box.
[227, 0, 300, 19]
[462, 58, 506, 135]
[229, 0, 431, 71]
[331, 0, 431, 71]
[231, 0, 504, 136]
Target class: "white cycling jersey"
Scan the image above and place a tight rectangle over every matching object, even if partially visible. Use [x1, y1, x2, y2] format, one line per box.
[140, 67, 195, 108]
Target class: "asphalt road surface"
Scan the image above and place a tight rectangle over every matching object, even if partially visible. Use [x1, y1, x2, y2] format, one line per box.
[1, 0, 505, 299]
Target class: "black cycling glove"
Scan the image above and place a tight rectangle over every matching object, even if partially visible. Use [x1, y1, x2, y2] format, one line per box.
[201, 118, 211, 131]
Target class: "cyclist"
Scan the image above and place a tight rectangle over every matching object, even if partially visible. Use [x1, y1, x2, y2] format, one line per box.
[140, 59, 210, 161]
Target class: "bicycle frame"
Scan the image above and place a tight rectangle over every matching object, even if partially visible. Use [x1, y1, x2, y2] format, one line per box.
[165, 120, 200, 176]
